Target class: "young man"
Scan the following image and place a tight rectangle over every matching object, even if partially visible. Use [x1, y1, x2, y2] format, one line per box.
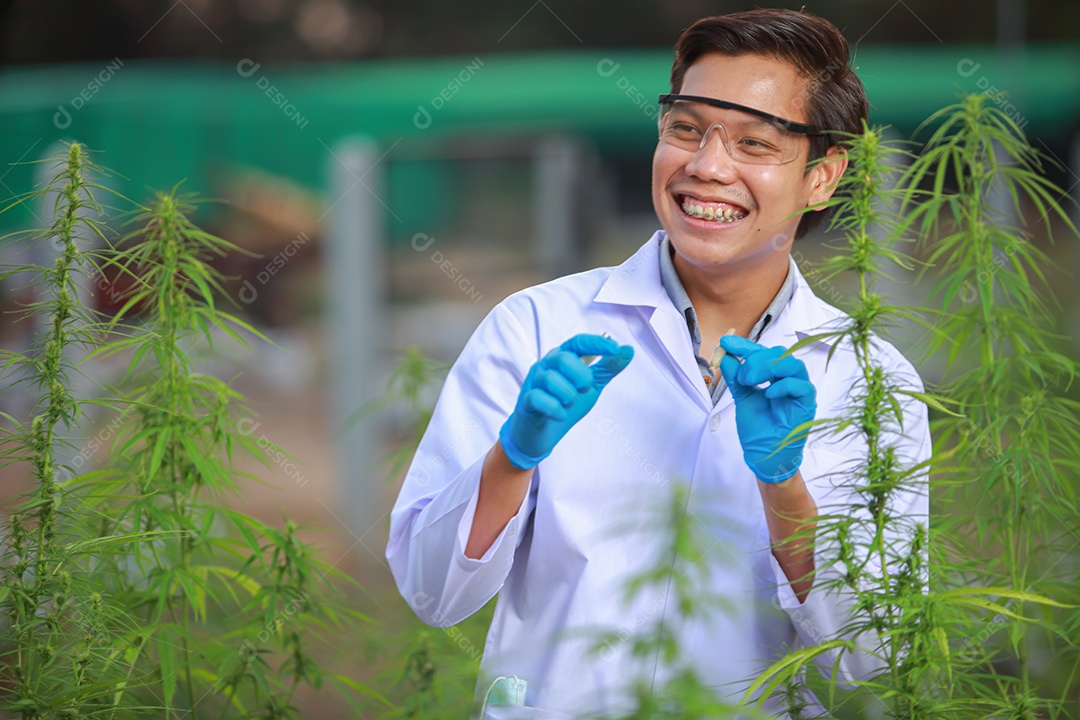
[387, 8, 929, 718]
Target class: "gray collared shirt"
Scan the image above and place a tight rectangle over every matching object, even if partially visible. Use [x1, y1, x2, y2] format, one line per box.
[658, 233, 795, 405]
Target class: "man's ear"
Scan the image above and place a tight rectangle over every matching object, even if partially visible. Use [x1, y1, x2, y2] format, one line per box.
[806, 146, 848, 210]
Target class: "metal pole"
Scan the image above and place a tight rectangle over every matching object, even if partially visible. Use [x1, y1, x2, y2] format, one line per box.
[988, 0, 1027, 232]
[323, 137, 385, 541]
[534, 135, 583, 279]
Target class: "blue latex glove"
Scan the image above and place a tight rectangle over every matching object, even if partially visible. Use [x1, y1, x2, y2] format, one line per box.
[499, 334, 634, 470]
[718, 335, 817, 483]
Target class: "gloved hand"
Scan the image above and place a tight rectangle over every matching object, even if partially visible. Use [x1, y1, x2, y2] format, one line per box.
[499, 334, 634, 470]
[718, 335, 817, 483]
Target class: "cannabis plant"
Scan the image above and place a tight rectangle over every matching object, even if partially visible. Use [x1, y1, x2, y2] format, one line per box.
[903, 93, 1080, 719]
[0, 143, 373, 718]
[0, 142, 137, 719]
[744, 95, 1079, 719]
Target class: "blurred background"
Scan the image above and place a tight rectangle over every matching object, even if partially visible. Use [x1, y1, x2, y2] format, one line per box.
[1, 0, 1079, 712]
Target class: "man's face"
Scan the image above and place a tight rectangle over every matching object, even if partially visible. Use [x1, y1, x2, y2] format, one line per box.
[651, 53, 845, 278]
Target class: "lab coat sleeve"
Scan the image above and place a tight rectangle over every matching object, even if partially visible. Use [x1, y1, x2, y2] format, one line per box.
[767, 350, 932, 684]
[386, 301, 539, 628]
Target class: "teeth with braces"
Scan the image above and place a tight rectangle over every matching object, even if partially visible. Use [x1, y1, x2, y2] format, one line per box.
[681, 197, 746, 223]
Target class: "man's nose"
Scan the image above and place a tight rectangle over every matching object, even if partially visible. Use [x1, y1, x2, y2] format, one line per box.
[685, 124, 739, 180]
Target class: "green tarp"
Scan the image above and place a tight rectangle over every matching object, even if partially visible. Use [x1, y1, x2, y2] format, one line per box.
[1, 45, 1076, 229]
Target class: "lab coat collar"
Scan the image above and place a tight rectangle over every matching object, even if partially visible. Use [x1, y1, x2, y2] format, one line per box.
[592, 230, 670, 310]
[594, 230, 845, 345]
[762, 263, 846, 351]
[595, 231, 706, 403]
[594, 231, 847, 408]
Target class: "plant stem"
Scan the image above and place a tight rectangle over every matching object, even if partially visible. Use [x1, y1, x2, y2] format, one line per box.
[16, 143, 92, 717]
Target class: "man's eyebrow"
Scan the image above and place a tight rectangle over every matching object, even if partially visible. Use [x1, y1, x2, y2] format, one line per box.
[669, 100, 706, 121]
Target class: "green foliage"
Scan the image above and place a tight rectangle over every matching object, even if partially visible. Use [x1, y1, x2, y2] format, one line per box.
[347, 345, 449, 482]
[360, 347, 490, 720]
[748, 96, 1080, 718]
[587, 484, 745, 719]
[0, 143, 132, 719]
[0, 143, 371, 718]
[903, 93, 1080, 718]
[369, 607, 492, 720]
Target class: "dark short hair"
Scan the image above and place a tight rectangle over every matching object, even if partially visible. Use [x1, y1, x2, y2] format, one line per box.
[669, 8, 868, 239]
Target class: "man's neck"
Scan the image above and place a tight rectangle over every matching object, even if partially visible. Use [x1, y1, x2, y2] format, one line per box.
[674, 253, 790, 343]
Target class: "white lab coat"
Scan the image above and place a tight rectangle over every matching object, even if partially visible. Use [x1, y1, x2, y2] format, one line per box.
[386, 231, 930, 719]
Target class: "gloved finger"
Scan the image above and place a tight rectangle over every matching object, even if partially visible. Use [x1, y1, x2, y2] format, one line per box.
[590, 345, 634, 389]
[719, 334, 765, 359]
[558, 333, 620, 360]
[768, 354, 809, 381]
[719, 352, 753, 401]
[521, 388, 568, 422]
[763, 377, 817, 403]
[532, 367, 579, 407]
[541, 350, 592, 392]
[736, 346, 787, 387]
[740, 351, 809, 386]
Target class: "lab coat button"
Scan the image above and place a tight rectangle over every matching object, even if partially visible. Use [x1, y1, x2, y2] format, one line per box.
[708, 414, 721, 431]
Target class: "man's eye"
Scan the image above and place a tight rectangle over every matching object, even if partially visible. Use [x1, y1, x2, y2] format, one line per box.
[669, 122, 702, 136]
[738, 137, 781, 153]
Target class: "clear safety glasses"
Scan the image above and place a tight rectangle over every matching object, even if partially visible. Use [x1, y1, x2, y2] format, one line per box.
[657, 93, 824, 166]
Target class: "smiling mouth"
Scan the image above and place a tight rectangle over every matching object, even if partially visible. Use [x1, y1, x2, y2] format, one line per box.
[678, 194, 748, 223]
